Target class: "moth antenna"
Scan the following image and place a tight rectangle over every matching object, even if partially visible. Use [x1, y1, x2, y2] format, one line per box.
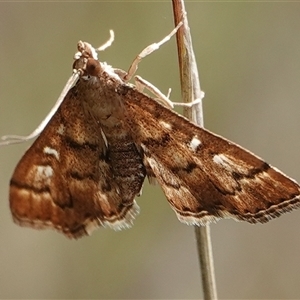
[166, 88, 172, 99]
[96, 30, 115, 52]
[173, 91, 205, 108]
[124, 21, 183, 82]
[0, 71, 80, 146]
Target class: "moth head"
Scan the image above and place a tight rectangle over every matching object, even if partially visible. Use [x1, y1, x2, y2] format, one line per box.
[72, 35, 114, 80]
[74, 58, 103, 81]
[73, 54, 103, 80]
[72, 41, 100, 77]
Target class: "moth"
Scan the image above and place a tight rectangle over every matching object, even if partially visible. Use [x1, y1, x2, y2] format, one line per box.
[1, 25, 300, 239]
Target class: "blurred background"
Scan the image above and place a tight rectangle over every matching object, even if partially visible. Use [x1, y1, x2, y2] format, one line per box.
[1, 1, 300, 299]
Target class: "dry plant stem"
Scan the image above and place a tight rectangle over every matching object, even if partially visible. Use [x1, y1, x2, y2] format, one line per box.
[172, 1, 218, 299]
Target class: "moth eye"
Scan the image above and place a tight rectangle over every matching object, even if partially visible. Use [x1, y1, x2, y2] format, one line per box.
[86, 58, 102, 76]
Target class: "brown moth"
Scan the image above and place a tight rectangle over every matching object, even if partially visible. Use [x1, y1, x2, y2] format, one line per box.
[1, 27, 300, 239]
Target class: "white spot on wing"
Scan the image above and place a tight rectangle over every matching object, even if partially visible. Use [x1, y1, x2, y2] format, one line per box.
[57, 124, 65, 135]
[37, 165, 53, 178]
[213, 154, 233, 171]
[189, 136, 201, 151]
[213, 154, 225, 165]
[44, 146, 59, 160]
[33, 165, 54, 187]
[159, 120, 172, 130]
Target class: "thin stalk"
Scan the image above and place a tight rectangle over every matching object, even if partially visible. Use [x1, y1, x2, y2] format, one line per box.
[172, 1, 218, 299]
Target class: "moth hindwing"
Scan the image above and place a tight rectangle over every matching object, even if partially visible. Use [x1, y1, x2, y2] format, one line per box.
[6, 39, 300, 239]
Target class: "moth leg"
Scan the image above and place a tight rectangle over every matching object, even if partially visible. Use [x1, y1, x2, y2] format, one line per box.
[135, 75, 204, 110]
[173, 91, 205, 108]
[135, 75, 174, 109]
[124, 21, 183, 82]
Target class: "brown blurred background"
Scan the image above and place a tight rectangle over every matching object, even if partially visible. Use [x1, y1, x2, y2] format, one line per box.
[1, 1, 300, 299]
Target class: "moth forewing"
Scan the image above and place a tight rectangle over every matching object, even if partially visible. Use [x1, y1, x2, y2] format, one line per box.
[9, 87, 144, 238]
[121, 87, 300, 225]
